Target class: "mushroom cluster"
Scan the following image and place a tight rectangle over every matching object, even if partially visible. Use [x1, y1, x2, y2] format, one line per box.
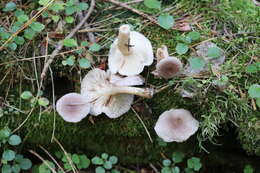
[55, 24, 200, 143]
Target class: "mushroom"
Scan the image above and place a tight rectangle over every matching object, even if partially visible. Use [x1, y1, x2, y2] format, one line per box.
[154, 109, 199, 142]
[81, 68, 154, 118]
[108, 24, 154, 76]
[152, 45, 183, 79]
[56, 93, 90, 123]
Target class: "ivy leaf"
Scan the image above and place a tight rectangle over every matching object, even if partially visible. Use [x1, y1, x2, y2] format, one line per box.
[79, 58, 91, 69]
[2, 150, 16, 161]
[63, 38, 78, 47]
[30, 22, 45, 32]
[207, 47, 221, 58]
[144, 0, 161, 9]
[77, 155, 90, 169]
[8, 135, 22, 146]
[188, 57, 205, 71]
[21, 91, 33, 100]
[187, 31, 200, 41]
[14, 36, 25, 45]
[3, 2, 17, 12]
[158, 14, 174, 30]
[17, 14, 29, 23]
[176, 43, 189, 55]
[89, 43, 101, 52]
[50, 3, 64, 12]
[72, 154, 80, 164]
[248, 84, 260, 98]
[24, 28, 36, 40]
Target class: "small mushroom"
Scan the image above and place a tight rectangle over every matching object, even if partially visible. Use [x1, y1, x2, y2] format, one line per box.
[154, 109, 199, 142]
[81, 68, 153, 118]
[152, 45, 183, 79]
[56, 93, 90, 123]
[108, 24, 154, 76]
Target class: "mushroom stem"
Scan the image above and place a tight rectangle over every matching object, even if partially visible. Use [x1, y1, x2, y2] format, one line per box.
[110, 86, 154, 98]
[117, 24, 132, 56]
[156, 45, 169, 61]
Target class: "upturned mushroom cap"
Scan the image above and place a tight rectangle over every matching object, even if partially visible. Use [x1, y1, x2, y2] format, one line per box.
[154, 109, 199, 142]
[56, 93, 90, 123]
[81, 68, 153, 118]
[108, 24, 154, 76]
[152, 45, 183, 79]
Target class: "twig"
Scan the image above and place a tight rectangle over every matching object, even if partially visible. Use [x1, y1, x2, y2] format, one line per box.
[104, 0, 144, 11]
[40, 0, 95, 79]
[0, 0, 55, 51]
[29, 150, 57, 173]
[131, 107, 153, 143]
[149, 163, 160, 173]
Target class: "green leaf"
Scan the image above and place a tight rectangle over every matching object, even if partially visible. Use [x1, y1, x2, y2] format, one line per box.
[248, 84, 260, 98]
[1, 164, 12, 173]
[72, 154, 80, 164]
[78, 58, 91, 69]
[162, 159, 171, 167]
[144, 0, 161, 9]
[50, 3, 64, 12]
[8, 43, 17, 50]
[111, 170, 121, 173]
[64, 163, 72, 171]
[14, 36, 25, 45]
[51, 15, 60, 22]
[11, 164, 21, 173]
[244, 164, 254, 173]
[188, 57, 205, 70]
[161, 167, 171, 173]
[172, 166, 180, 173]
[3, 2, 17, 12]
[0, 127, 11, 140]
[65, 16, 74, 23]
[77, 155, 90, 169]
[17, 14, 29, 23]
[187, 157, 202, 171]
[158, 14, 174, 30]
[24, 28, 36, 40]
[30, 22, 45, 32]
[76, 2, 89, 11]
[39, 0, 51, 6]
[172, 152, 185, 163]
[256, 98, 260, 108]
[64, 56, 75, 66]
[176, 43, 189, 55]
[15, 154, 24, 162]
[184, 168, 195, 173]
[54, 151, 63, 159]
[21, 91, 33, 100]
[207, 47, 221, 58]
[2, 150, 16, 161]
[109, 156, 118, 164]
[96, 166, 105, 173]
[19, 158, 32, 170]
[63, 38, 78, 47]
[89, 43, 101, 52]
[38, 97, 49, 107]
[104, 161, 112, 169]
[65, 6, 76, 15]
[91, 156, 104, 165]
[14, 9, 25, 17]
[187, 31, 200, 41]
[8, 135, 22, 146]
[81, 41, 88, 47]
[246, 64, 258, 73]
[101, 153, 108, 160]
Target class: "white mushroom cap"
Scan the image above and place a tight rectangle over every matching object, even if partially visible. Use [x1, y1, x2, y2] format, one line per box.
[56, 93, 90, 123]
[81, 68, 153, 118]
[108, 24, 154, 76]
[154, 109, 199, 142]
[152, 45, 183, 79]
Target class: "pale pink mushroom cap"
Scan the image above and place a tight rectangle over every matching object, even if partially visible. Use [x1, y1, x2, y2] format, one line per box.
[154, 109, 199, 142]
[108, 24, 154, 76]
[152, 45, 183, 79]
[81, 68, 153, 118]
[56, 93, 90, 123]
